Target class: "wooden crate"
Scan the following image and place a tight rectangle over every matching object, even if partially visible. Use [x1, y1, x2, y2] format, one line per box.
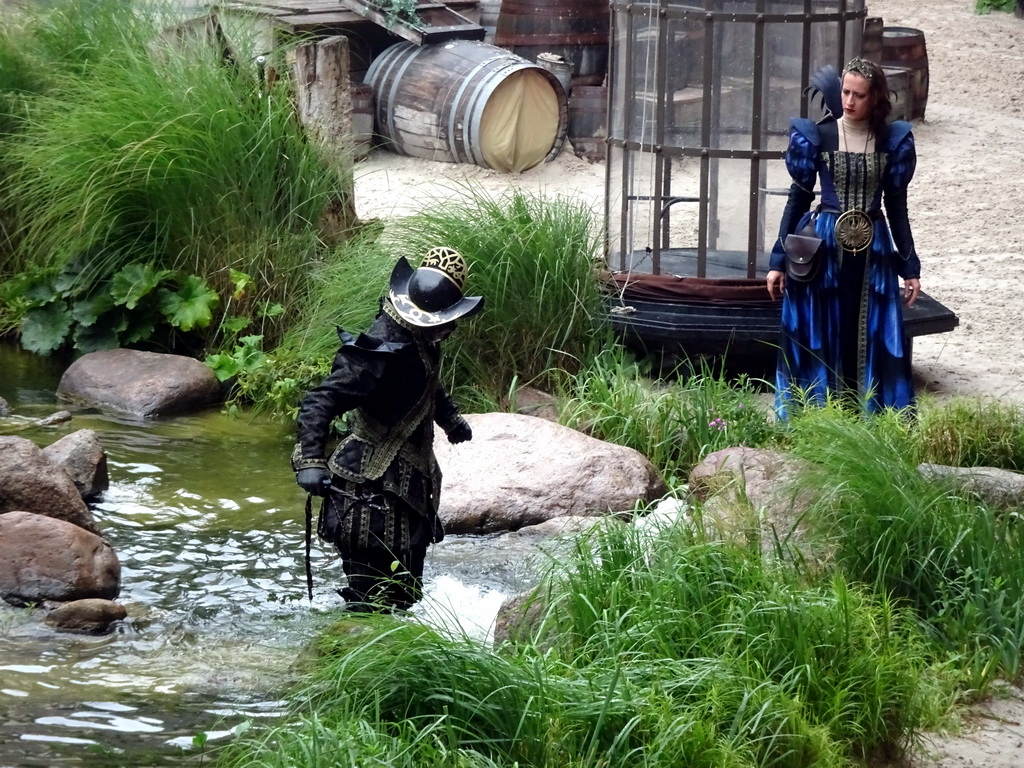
[342, 0, 484, 45]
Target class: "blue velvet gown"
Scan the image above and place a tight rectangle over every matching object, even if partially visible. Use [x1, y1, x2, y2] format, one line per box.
[769, 118, 921, 419]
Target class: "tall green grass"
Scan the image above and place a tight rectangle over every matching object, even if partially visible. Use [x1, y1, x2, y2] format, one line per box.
[786, 406, 1024, 688]
[231, 185, 609, 415]
[560, 347, 778, 483]
[0, 0, 352, 352]
[5, 42, 343, 285]
[386, 184, 607, 405]
[531, 522, 937, 762]
[0, 0, 133, 137]
[916, 396, 1024, 470]
[216, 521, 947, 768]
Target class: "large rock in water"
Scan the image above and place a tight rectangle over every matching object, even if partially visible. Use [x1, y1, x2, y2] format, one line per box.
[57, 348, 222, 418]
[42, 428, 109, 501]
[0, 511, 120, 604]
[435, 413, 666, 534]
[44, 598, 127, 634]
[0, 436, 99, 534]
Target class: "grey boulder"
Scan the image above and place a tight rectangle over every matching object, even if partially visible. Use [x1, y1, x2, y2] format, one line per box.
[435, 413, 666, 534]
[0, 511, 120, 604]
[57, 348, 222, 418]
[0, 436, 99, 534]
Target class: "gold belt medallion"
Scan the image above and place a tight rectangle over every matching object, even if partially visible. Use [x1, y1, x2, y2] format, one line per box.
[834, 209, 873, 254]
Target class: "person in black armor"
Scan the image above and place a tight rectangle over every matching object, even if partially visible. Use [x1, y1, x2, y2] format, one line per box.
[292, 246, 483, 612]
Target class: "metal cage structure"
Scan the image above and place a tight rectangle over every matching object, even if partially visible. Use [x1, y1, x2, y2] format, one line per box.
[604, 0, 867, 280]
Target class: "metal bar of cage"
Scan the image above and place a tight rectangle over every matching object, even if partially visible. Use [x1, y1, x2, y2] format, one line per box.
[606, 0, 866, 280]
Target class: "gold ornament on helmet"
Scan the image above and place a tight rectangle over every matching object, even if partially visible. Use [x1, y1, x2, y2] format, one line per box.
[387, 247, 484, 328]
[420, 246, 467, 290]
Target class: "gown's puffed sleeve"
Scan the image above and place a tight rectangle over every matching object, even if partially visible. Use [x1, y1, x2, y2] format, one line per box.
[883, 122, 920, 280]
[769, 121, 820, 272]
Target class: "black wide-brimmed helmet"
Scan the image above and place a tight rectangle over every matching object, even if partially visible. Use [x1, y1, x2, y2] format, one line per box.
[388, 247, 484, 327]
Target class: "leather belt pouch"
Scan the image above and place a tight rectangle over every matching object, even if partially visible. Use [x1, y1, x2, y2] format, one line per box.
[784, 223, 823, 282]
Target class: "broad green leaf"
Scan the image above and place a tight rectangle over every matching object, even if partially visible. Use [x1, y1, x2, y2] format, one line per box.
[157, 276, 220, 332]
[71, 292, 116, 325]
[222, 315, 251, 334]
[20, 302, 72, 354]
[53, 252, 91, 297]
[205, 352, 242, 382]
[111, 263, 171, 310]
[258, 301, 284, 318]
[232, 335, 268, 374]
[229, 269, 251, 301]
[24, 281, 59, 306]
[53, 270, 80, 296]
[122, 308, 158, 345]
[74, 315, 126, 353]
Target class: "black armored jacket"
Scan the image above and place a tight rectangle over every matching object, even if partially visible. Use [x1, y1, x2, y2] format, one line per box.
[291, 304, 468, 519]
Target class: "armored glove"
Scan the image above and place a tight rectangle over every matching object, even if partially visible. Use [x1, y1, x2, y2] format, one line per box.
[446, 417, 472, 444]
[296, 467, 331, 496]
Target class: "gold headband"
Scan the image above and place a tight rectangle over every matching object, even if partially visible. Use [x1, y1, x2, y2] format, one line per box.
[842, 57, 874, 80]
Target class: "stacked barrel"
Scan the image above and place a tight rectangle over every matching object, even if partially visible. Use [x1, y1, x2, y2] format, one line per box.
[862, 18, 929, 121]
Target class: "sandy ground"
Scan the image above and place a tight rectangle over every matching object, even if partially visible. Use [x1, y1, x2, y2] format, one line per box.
[350, 5, 1024, 762]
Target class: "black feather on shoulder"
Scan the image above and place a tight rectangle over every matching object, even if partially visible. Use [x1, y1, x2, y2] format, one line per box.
[802, 64, 842, 123]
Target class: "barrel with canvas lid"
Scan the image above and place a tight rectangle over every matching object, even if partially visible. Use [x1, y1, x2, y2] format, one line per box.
[881, 26, 928, 120]
[365, 40, 568, 173]
[493, 0, 609, 87]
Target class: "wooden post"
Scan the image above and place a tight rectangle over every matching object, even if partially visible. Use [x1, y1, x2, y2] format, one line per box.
[289, 35, 360, 242]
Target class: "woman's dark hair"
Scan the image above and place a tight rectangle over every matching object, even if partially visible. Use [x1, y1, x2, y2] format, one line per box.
[843, 57, 891, 138]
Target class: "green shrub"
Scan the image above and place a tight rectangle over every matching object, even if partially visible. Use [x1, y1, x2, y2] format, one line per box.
[218, 229, 393, 416]
[560, 348, 778, 482]
[916, 396, 1024, 470]
[386, 184, 607, 405]
[1, 2, 352, 354]
[975, 0, 1016, 13]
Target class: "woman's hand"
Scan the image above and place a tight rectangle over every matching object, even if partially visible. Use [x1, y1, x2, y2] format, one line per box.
[903, 278, 921, 307]
[766, 270, 786, 300]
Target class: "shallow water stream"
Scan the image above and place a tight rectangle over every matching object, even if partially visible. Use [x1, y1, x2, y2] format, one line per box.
[0, 345, 546, 767]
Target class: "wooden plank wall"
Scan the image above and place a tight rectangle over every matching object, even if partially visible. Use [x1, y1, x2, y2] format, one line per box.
[214, 0, 479, 34]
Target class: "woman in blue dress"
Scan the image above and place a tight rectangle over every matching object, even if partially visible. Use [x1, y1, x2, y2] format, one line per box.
[765, 57, 921, 418]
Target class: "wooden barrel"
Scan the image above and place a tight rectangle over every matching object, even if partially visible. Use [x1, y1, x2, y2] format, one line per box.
[882, 66, 911, 123]
[861, 16, 884, 63]
[493, 0, 609, 87]
[365, 40, 568, 172]
[479, 0, 502, 45]
[350, 81, 374, 159]
[881, 26, 928, 120]
[567, 85, 607, 163]
[535, 51, 572, 96]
